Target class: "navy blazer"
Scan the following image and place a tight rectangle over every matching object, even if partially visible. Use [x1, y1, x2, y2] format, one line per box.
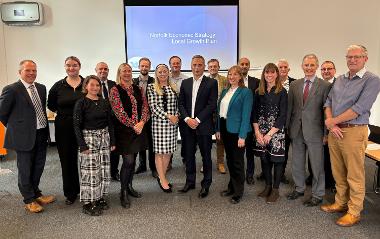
[178, 75, 218, 135]
[0, 80, 49, 151]
[216, 87, 253, 139]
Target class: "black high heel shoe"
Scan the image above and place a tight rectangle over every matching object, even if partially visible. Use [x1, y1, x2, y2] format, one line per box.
[157, 178, 172, 193]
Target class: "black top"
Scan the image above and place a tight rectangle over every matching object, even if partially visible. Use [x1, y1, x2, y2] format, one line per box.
[73, 97, 115, 151]
[47, 76, 85, 117]
[253, 88, 288, 129]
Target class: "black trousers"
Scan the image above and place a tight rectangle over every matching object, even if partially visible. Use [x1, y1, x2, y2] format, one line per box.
[120, 154, 136, 190]
[17, 128, 48, 204]
[137, 120, 156, 171]
[110, 151, 120, 177]
[55, 116, 80, 200]
[220, 119, 245, 197]
[183, 126, 212, 188]
[245, 131, 255, 176]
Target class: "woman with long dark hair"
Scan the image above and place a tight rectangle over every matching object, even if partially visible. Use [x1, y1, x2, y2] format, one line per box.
[253, 63, 288, 203]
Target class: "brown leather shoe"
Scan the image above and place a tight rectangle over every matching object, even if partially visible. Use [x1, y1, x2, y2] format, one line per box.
[218, 164, 226, 174]
[336, 213, 360, 227]
[36, 195, 56, 205]
[320, 203, 348, 213]
[25, 201, 43, 213]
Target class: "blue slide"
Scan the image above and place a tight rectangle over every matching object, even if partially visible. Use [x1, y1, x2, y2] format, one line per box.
[126, 6, 238, 70]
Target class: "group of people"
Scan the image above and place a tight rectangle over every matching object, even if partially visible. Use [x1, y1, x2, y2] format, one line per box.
[1, 44, 379, 227]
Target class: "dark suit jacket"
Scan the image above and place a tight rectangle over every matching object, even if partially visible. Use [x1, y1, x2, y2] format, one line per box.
[179, 76, 218, 135]
[288, 76, 296, 84]
[286, 77, 331, 142]
[0, 80, 48, 151]
[106, 79, 116, 92]
[247, 76, 260, 122]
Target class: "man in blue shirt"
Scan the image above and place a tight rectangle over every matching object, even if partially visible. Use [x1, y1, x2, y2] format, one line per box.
[321, 44, 380, 227]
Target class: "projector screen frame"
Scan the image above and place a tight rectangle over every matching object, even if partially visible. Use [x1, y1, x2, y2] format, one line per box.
[123, 0, 239, 72]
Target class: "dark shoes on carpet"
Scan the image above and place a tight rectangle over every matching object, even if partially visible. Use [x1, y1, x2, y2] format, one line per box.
[287, 190, 304, 200]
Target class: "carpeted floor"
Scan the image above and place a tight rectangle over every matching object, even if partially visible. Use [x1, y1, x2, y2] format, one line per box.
[0, 144, 379, 239]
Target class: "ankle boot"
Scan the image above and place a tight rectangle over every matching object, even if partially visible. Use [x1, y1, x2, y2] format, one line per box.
[258, 185, 272, 197]
[128, 184, 142, 198]
[266, 188, 279, 203]
[120, 190, 130, 208]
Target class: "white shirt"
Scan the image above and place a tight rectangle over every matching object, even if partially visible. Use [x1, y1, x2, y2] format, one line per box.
[219, 87, 237, 118]
[169, 72, 187, 93]
[184, 74, 204, 123]
[100, 79, 109, 98]
[20, 79, 44, 129]
[244, 76, 249, 87]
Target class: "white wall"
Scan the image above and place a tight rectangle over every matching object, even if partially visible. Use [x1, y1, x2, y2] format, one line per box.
[1, 0, 380, 123]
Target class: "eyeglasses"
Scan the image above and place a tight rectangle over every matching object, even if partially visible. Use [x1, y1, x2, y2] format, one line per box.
[321, 68, 334, 71]
[346, 55, 365, 60]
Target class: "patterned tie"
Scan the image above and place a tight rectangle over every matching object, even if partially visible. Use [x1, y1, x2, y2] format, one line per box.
[29, 85, 47, 128]
[102, 82, 108, 99]
[303, 80, 311, 104]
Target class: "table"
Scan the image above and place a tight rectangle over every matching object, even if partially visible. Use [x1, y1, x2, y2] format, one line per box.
[366, 141, 380, 193]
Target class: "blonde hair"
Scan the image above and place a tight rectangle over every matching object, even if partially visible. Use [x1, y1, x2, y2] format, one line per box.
[115, 63, 132, 85]
[154, 64, 177, 95]
[227, 65, 245, 88]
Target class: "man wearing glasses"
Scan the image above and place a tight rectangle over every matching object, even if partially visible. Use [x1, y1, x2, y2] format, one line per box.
[321, 61, 337, 84]
[322, 45, 380, 227]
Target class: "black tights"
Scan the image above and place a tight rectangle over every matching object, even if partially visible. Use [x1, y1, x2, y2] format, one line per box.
[120, 154, 136, 190]
[261, 157, 284, 189]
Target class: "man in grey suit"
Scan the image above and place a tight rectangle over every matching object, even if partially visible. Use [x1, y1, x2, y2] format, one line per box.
[0, 60, 55, 213]
[286, 54, 331, 206]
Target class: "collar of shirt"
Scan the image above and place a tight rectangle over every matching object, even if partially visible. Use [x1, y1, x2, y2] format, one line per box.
[304, 75, 316, 83]
[20, 79, 34, 89]
[100, 79, 108, 84]
[139, 75, 149, 82]
[344, 67, 366, 79]
[193, 74, 204, 81]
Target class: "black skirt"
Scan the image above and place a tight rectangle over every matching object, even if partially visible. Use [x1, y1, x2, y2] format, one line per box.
[114, 121, 148, 155]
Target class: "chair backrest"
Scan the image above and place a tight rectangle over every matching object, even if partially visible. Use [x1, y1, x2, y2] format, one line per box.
[369, 124, 380, 144]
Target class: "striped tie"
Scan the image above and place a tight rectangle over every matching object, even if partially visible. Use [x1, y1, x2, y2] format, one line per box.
[29, 85, 47, 128]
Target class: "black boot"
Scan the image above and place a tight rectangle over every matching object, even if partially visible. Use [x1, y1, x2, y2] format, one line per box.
[128, 184, 142, 198]
[96, 198, 109, 210]
[120, 190, 130, 208]
[82, 202, 102, 216]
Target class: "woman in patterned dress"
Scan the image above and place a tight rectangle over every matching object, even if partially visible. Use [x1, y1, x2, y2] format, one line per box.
[147, 64, 179, 193]
[73, 75, 115, 216]
[253, 63, 288, 203]
[109, 63, 150, 208]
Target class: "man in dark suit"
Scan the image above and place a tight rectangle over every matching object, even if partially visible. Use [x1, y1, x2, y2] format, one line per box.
[178, 55, 218, 198]
[286, 54, 331, 207]
[238, 57, 260, 185]
[320, 60, 337, 191]
[0, 60, 55, 213]
[96, 62, 120, 181]
[277, 59, 296, 185]
[132, 57, 158, 178]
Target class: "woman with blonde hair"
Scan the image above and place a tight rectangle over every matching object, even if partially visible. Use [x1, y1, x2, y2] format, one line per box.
[109, 63, 150, 208]
[215, 65, 253, 204]
[147, 64, 179, 193]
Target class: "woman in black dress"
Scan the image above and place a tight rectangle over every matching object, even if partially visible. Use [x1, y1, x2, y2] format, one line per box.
[253, 63, 287, 203]
[48, 56, 84, 205]
[73, 75, 115, 216]
[109, 63, 150, 208]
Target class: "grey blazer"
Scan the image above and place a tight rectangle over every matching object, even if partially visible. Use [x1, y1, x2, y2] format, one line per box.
[286, 77, 331, 143]
[0, 80, 48, 151]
